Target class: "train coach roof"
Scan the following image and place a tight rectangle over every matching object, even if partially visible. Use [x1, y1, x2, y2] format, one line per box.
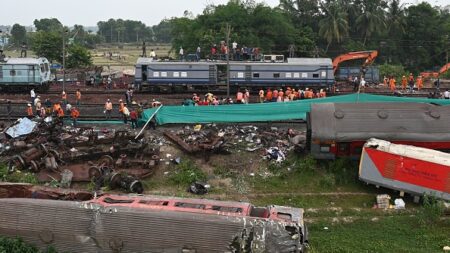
[287, 58, 332, 65]
[311, 102, 450, 142]
[6, 58, 47, 65]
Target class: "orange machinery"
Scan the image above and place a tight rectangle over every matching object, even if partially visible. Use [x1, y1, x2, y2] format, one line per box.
[332, 50, 379, 74]
[420, 63, 450, 78]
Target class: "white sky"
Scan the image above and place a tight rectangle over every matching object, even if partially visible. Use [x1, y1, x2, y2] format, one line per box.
[0, 0, 447, 27]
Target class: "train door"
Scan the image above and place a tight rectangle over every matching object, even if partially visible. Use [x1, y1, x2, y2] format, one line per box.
[29, 65, 36, 84]
[141, 65, 148, 82]
[208, 65, 217, 84]
[217, 64, 227, 84]
[245, 65, 252, 83]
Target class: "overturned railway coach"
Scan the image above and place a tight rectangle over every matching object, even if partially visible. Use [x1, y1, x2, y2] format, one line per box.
[0, 58, 51, 91]
[308, 102, 450, 160]
[0, 190, 309, 252]
[135, 57, 334, 92]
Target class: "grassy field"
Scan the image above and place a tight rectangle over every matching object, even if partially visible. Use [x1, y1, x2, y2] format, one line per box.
[141, 154, 449, 253]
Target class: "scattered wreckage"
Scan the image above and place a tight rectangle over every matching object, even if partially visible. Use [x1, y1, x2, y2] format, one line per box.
[1, 117, 160, 193]
[0, 183, 309, 253]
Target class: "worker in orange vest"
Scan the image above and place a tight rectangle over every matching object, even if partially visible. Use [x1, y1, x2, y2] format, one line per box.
[401, 76, 407, 91]
[70, 107, 80, 126]
[75, 89, 81, 105]
[236, 90, 243, 104]
[417, 75, 423, 91]
[53, 102, 62, 115]
[389, 78, 396, 92]
[266, 88, 272, 102]
[26, 103, 33, 118]
[57, 106, 64, 119]
[118, 99, 125, 113]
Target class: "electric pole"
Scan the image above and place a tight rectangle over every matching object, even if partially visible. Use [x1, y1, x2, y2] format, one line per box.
[226, 23, 231, 98]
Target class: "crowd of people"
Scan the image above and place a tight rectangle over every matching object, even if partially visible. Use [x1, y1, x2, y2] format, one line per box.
[182, 87, 327, 106]
[177, 41, 262, 62]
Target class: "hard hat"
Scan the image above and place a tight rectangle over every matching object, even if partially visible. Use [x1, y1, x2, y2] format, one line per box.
[27, 103, 31, 106]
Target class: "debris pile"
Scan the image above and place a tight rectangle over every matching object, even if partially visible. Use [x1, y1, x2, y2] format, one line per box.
[1, 117, 160, 193]
[164, 124, 306, 159]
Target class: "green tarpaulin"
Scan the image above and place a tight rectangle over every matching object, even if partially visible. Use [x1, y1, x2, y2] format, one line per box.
[141, 94, 450, 125]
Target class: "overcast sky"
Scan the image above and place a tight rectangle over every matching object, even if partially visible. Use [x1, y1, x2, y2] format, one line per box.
[0, 0, 448, 27]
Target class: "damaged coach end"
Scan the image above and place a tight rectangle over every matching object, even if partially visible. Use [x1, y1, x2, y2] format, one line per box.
[0, 184, 308, 253]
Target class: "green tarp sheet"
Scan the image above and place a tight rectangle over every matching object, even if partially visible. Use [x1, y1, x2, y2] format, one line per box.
[141, 93, 450, 125]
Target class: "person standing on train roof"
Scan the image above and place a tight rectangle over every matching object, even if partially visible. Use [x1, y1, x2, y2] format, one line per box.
[196, 46, 201, 61]
[26, 103, 33, 118]
[266, 88, 272, 102]
[75, 89, 81, 105]
[272, 89, 278, 102]
[150, 49, 156, 58]
[259, 89, 264, 103]
[179, 47, 184, 61]
[30, 88, 36, 105]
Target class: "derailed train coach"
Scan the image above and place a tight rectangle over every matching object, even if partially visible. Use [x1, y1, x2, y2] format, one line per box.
[135, 57, 334, 92]
[0, 188, 309, 253]
[0, 57, 51, 91]
[308, 102, 450, 160]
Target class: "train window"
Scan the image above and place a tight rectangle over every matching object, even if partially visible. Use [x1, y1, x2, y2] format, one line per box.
[273, 73, 280, 78]
[153, 72, 160, 77]
[181, 72, 187, 77]
[313, 73, 319, 78]
[320, 145, 330, 153]
[17, 71, 22, 76]
[253, 73, 260, 78]
[173, 72, 180, 77]
[286, 73, 292, 78]
[237, 72, 244, 78]
[103, 197, 133, 204]
[321, 71, 326, 77]
[10, 70, 16, 76]
[175, 202, 206, 209]
[212, 206, 243, 213]
[139, 200, 169, 206]
[294, 73, 300, 78]
[301, 73, 307, 78]
[161, 72, 167, 77]
[0, 67, 2, 79]
[40, 64, 45, 72]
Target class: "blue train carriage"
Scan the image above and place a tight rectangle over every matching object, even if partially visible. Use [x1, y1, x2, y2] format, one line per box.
[229, 58, 334, 90]
[135, 57, 217, 92]
[0, 57, 51, 91]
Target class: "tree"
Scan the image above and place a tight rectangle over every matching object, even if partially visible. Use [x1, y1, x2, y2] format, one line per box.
[33, 18, 63, 32]
[355, 0, 387, 45]
[318, 1, 349, 53]
[279, 0, 320, 28]
[66, 44, 92, 68]
[30, 31, 63, 62]
[10, 24, 27, 46]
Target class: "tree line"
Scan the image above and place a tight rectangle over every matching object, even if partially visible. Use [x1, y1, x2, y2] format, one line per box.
[5, 0, 450, 73]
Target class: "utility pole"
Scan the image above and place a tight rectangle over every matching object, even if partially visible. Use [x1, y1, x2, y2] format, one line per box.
[62, 29, 66, 91]
[226, 23, 231, 98]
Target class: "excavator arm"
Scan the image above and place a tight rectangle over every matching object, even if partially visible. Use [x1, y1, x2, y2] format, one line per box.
[332, 50, 378, 74]
[439, 63, 450, 75]
[420, 63, 450, 79]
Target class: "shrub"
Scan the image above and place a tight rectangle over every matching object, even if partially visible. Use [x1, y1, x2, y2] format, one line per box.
[0, 164, 38, 184]
[418, 194, 445, 226]
[168, 159, 206, 186]
[379, 63, 408, 80]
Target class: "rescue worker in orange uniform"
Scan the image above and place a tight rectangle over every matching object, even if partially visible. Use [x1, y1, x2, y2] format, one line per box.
[401, 76, 407, 91]
[266, 88, 272, 102]
[75, 89, 81, 105]
[26, 103, 33, 118]
[70, 107, 80, 126]
[417, 75, 423, 91]
[118, 99, 125, 113]
[53, 102, 62, 115]
[389, 77, 396, 92]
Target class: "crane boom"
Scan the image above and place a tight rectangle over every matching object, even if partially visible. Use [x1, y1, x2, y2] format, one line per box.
[420, 63, 450, 79]
[332, 50, 378, 74]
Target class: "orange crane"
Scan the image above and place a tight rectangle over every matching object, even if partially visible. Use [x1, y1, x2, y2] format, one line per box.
[332, 50, 379, 74]
[420, 63, 450, 79]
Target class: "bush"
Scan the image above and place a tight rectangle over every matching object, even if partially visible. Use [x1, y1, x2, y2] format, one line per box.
[0, 164, 38, 184]
[168, 159, 206, 186]
[379, 63, 408, 80]
[326, 158, 358, 185]
[0, 236, 58, 253]
[418, 194, 445, 226]
[295, 155, 317, 172]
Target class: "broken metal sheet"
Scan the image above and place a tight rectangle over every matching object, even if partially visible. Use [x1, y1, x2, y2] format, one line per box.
[5, 118, 37, 138]
[0, 183, 92, 201]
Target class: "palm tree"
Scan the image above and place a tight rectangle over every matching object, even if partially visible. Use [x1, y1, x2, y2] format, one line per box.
[319, 1, 349, 53]
[355, 0, 387, 45]
[386, 0, 406, 36]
